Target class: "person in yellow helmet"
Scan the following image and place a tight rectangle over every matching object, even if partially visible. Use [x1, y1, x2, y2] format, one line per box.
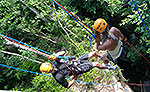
[40, 51, 117, 88]
[93, 18, 127, 65]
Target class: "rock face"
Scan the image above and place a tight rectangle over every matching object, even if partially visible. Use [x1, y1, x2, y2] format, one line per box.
[70, 72, 133, 92]
[69, 51, 133, 92]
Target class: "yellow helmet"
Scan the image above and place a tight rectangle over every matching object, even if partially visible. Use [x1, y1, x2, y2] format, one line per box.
[94, 18, 107, 33]
[40, 63, 52, 73]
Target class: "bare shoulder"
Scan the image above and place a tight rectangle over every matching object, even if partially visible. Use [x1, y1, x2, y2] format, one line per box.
[109, 27, 124, 39]
[109, 27, 120, 33]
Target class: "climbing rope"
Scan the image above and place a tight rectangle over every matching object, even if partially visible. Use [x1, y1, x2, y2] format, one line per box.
[131, 0, 150, 36]
[0, 33, 77, 74]
[49, 1, 149, 63]
[0, 50, 42, 64]
[89, 35, 94, 48]
[126, 82, 150, 86]
[50, 0, 96, 38]
[0, 33, 69, 62]
[124, 40, 150, 64]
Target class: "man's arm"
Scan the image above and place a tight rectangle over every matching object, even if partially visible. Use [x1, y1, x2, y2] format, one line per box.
[67, 74, 78, 88]
[94, 31, 102, 50]
[94, 31, 101, 43]
[97, 40, 112, 51]
[54, 73, 69, 88]
[110, 27, 125, 40]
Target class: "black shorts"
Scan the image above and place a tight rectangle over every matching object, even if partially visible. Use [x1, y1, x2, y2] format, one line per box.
[74, 53, 93, 74]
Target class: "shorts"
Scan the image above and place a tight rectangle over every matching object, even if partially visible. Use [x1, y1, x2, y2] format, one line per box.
[78, 53, 89, 63]
[73, 53, 93, 74]
[107, 48, 125, 64]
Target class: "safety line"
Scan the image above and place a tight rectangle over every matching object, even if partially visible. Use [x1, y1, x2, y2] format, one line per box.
[131, 0, 150, 36]
[51, 0, 96, 38]
[89, 35, 94, 48]
[0, 50, 42, 64]
[51, 0, 95, 33]
[0, 63, 111, 87]
[126, 82, 150, 86]
[0, 33, 76, 74]
[125, 40, 150, 64]
[0, 33, 50, 57]
[0, 33, 69, 62]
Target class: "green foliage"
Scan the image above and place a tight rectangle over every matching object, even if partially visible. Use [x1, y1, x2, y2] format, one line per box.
[60, 0, 125, 20]
[0, 0, 92, 91]
[0, 51, 37, 90]
[1, 0, 149, 91]
[25, 75, 72, 92]
[120, 0, 150, 62]
[81, 60, 122, 85]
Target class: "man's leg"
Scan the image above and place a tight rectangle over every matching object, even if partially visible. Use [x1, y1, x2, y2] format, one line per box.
[92, 62, 108, 69]
[92, 62, 118, 70]
[101, 53, 109, 65]
[88, 51, 109, 66]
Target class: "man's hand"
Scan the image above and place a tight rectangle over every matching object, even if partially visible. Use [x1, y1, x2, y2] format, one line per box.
[67, 74, 78, 88]
[48, 55, 57, 60]
[94, 31, 101, 43]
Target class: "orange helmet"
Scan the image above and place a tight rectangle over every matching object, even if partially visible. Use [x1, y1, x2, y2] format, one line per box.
[40, 63, 52, 73]
[94, 18, 107, 33]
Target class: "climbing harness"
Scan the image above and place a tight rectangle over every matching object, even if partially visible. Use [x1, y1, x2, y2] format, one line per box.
[93, 18, 107, 33]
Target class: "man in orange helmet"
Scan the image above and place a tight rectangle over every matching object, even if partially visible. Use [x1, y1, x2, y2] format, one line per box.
[40, 51, 117, 88]
[93, 18, 127, 66]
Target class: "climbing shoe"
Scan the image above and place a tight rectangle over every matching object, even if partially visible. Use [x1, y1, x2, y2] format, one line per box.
[102, 63, 111, 67]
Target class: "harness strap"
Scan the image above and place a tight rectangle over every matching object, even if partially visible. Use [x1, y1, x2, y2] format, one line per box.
[108, 32, 119, 40]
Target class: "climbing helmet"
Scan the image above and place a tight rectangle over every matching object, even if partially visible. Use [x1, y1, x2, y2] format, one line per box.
[40, 63, 52, 73]
[94, 18, 107, 33]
